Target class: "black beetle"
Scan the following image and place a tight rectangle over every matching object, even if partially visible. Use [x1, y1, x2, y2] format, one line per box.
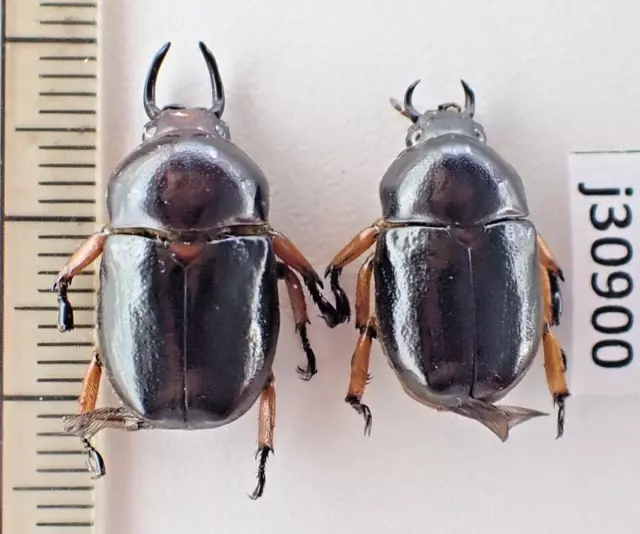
[325, 79, 569, 442]
[55, 42, 348, 499]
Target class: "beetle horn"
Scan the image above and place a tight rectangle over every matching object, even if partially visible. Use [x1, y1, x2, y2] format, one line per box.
[403, 79, 422, 123]
[143, 42, 171, 120]
[199, 42, 225, 117]
[461, 79, 475, 117]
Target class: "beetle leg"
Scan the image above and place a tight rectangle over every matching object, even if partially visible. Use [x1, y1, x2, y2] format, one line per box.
[324, 220, 382, 324]
[346, 316, 376, 436]
[355, 253, 375, 330]
[542, 325, 569, 439]
[62, 348, 150, 478]
[537, 234, 565, 282]
[249, 371, 275, 500]
[75, 349, 106, 479]
[52, 229, 108, 332]
[345, 254, 377, 436]
[538, 240, 570, 439]
[537, 235, 564, 326]
[63, 407, 149, 439]
[271, 229, 348, 327]
[277, 262, 319, 381]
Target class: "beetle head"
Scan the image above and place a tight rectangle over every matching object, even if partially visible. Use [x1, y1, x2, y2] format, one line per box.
[141, 42, 231, 142]
[391, 79, 486, 148]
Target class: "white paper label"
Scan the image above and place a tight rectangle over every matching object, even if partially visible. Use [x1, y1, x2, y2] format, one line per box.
[568, 150, 640, 396]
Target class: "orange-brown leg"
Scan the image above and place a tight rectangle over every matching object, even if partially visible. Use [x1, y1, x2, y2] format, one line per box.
[250, 371, 276, 500]
[271, 229, 348, 327]
[345, 254, 376, 435]
[538, 237, 569, 438]
[63, 349, 149, 477]
[75, 349, 106, 479]
[324, 220, 383, 325]
[278, 262, 319, 380]
[542, 325, 569, 439]
[53, 229, 108, 332]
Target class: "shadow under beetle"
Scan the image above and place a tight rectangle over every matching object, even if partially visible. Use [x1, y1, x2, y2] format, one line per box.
[325, 79, 569, 442]
[54, 42, 347, 499]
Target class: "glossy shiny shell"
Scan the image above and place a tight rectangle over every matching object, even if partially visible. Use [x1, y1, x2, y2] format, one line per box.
[97, 234, 279, 429]
[374, 220, 542, 407]
[380, 135, 529, 226]
[107, 134, 270, 232]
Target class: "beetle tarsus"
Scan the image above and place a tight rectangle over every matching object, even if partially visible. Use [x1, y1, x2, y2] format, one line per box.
[548, 270, 563, 326]
[303, 275, 346, 328]
[278, 262, 320, 379]
[295, 323, 317, 381]
[82, 438, 106, 479]
[320, 266, 351, 325]
[329, 268, 352, 324]
[345, 395, 372, 436]
[54, 278, 74, 332]
[249, 446, 272, 500]
[554, 394, 568, 439]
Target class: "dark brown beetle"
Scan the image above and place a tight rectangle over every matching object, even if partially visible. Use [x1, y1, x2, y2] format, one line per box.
[53, 42, 347, 499]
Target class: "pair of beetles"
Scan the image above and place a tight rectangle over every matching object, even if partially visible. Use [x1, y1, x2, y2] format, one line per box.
[54, 42, 569, 499]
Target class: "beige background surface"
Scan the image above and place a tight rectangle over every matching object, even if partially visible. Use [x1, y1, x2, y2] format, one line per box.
[8, 1, 640, 533]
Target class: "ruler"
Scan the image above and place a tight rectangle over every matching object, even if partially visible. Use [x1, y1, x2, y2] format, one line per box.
[1, 0, 101, 533]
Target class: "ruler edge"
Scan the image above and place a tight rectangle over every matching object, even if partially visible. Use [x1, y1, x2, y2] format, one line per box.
[1, 0, 7, 529]
[0, 0, 104, 531]
[94, 1, 108, 532]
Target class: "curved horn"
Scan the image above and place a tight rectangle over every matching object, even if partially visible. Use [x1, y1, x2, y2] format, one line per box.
[198, 42, 225, 117]
[144, 42, 171, 120]
[403, 79, 422, 122]
[460, 79, 475, 117]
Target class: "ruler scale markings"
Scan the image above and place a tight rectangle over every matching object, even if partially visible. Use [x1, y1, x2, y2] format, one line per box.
[14, 486, 93, 492]
[39, 181, 97, 186]
[38, 292, 93, 298]
[36, 272, 95, 277]
[18, 307, 93, 312]
[38, 503, 94, 508]
[5, 215, 96, 221]
[4, 396, 79, 401]
[36, 522, 94, 527]
[40, 111, 96, 115]
[39, 56, 96, 61]
[15, 127, 96, 132]
[37, 342, 93, 347]
[37, 379, 84, 383]
[39, 73, 96, 78]
[37, 468, 90, 473]
[37, 360, 91, 364]
[36, 450, 84, 455]
[38, 200, 95, 205]
[39, 145, 96, 149]
[40, 2, 98, 7]
[39, 235, 91, 239]
[40, 21, 97, 27]
[5, 37, 97, 44]
[39, 162, 96, 167]
[2, 1, 100, 532]
[38, 324, 94, 328]
[38, 92, 97, 97]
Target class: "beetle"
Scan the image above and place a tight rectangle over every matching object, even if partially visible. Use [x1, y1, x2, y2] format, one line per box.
[54, 42, 348, 499]
[324, 79, 569, 442]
